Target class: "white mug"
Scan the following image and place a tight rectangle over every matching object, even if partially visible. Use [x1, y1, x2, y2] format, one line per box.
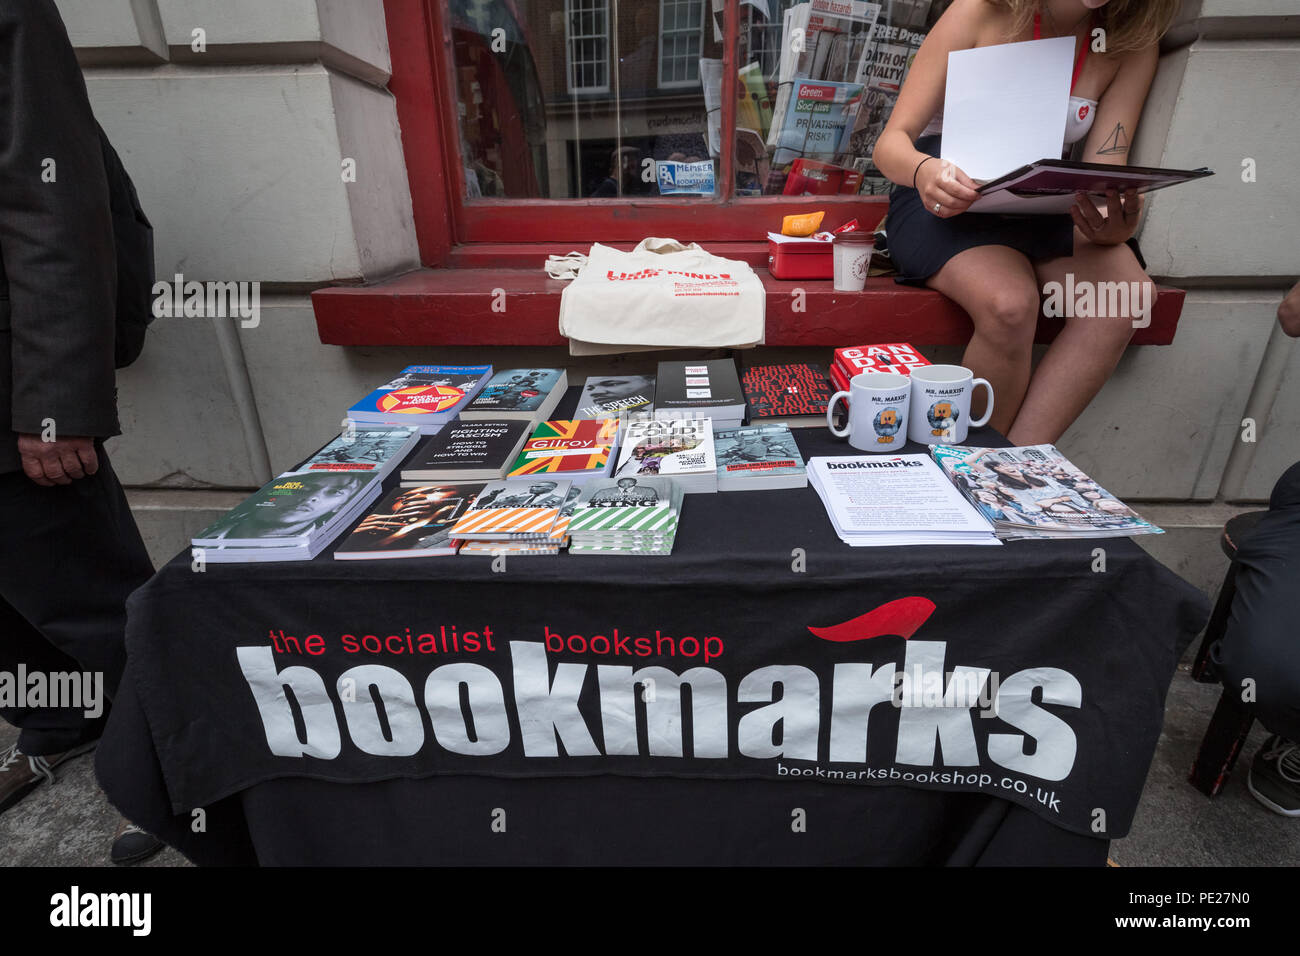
[907, 364, 994, 445]
[827, 372, 910, 452]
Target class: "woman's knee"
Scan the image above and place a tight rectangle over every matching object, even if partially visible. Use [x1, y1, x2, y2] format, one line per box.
[974, 282, 1041, 348]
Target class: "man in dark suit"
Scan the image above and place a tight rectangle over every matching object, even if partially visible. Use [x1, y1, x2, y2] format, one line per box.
[0, 0, 159, 862]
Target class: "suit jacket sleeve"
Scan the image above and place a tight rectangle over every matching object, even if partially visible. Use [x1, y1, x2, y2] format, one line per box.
[0, 0, 119, 438]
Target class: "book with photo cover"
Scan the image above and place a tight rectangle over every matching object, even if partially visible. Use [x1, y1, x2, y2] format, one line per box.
[930, 444, 1163, 540]
[567, 476, 683, 555]
[507, 419, 620, 481]
[192, 470, 384, 551]
[616, 418, 717, 494]
[299, 426, 421, 481]
[400, 420, 531, 483]
[447, 478, 572, 541]
[346, 364, 493, 431]
[459, 368, 568, 421]
[576, 375, 656, 418]
[742, 364, 833, 425]
[714, 424, 808, 491]
[334, 484, 485, 559]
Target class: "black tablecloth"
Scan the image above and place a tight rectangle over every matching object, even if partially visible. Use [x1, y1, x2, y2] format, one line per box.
[96, 415, 1208, 866]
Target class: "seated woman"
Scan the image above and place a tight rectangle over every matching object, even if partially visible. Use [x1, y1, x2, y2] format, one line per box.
[872, 0, 1181, 444]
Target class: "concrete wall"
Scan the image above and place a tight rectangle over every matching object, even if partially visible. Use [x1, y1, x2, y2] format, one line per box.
[47, 0, 1300, 590]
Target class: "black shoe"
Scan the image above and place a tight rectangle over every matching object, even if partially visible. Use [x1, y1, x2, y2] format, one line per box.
[1247, 736, 1300, 817]
[0, 741, 97, 815]
[111, 819, 165, 865]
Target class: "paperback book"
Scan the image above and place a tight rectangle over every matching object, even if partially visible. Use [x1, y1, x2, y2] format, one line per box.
[299, 426, 421, 481]
[576, 375, 656, 419]
[654, 360, 746, 429]
[507, 418, 620, 484]
[334, 484, 485, 559]
[459, 368, 568, 421]
[192, 469, 385, 553]
[400, 420, 531, 484]
[742, 363, 833, 426]
[616, 418, 717, 494]
[930, 444, 1163, 540]
[567, 476, 683, 556]
[447, 478, 572, 541]
[832, 342, 931, 391]
[346, 365, 493, 433]
[714, 424, 808, 491]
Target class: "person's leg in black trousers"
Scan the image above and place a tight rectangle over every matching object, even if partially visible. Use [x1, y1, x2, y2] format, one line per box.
[1213, 461, 1300, 816]
[0, 446, 153, 812]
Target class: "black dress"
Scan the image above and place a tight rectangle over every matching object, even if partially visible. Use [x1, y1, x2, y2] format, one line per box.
[884, 134, 1146, 285]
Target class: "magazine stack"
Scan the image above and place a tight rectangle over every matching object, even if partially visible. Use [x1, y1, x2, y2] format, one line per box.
[930, 444, 1163, 540]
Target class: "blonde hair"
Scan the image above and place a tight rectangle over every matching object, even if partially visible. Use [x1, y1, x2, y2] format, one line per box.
[992, 1, 1182, 54]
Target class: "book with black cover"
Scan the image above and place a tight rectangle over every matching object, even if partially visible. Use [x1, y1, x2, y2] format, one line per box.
[654, 359, 746, 427]
[335, 484, 485, 559]
[741, 364, 832, 426]
[400, 420, 530, 483]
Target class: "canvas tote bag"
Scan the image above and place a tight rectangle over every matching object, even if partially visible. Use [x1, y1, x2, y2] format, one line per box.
[555, 238, 765, 356]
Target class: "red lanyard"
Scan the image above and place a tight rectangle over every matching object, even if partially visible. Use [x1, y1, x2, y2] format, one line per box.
[1033, 10, 1091, 93]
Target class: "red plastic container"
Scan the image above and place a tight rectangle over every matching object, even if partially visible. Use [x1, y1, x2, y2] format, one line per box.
[767, 236, 834, 280]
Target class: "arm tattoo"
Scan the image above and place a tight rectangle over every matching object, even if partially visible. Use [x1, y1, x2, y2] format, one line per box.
[1097, 122, 1130, 156]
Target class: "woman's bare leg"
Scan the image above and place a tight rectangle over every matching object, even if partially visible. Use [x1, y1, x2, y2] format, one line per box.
[1010, 240, 1152, 445]
[926, 245, 1042, 434]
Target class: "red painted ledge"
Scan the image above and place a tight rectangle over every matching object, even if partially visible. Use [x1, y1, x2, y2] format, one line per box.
[312, 263, 1185, 348]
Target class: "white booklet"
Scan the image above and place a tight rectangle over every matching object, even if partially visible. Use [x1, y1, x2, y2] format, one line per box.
[808, 455, 1000, 547]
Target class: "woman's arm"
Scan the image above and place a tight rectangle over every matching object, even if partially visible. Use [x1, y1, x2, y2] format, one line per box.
[1071, 44, 1159, 245]
[871, 0, 986, 214]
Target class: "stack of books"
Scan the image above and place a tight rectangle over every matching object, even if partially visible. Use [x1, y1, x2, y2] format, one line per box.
[654, 359, 747, 429]
[334, 483, 484, 560]
[400, 419, 531, 484]
[831, 342, 931, 392]
[192, 426, 421, 562]
[459, 368, 568, 422]
[506, 419, 620, 486]
[448, 478, 574, 555]
[346, 364, 493, 433]
[567, 476, 683, 556]
[714, 423, 808, 491]
[615, 418, 718, 494]
[458, 485, 581, 556]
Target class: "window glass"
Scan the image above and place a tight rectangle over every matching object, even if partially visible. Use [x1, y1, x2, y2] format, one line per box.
[450, 0, 721, 199]
[732, 0, 950, 197]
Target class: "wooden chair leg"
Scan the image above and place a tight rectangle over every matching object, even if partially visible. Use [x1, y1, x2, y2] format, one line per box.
[1188, 688, 1255, 797]
[1191, 564, 1238, 683]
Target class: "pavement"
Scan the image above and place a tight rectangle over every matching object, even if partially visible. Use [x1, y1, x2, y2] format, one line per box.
[1, 634, 1297, 867]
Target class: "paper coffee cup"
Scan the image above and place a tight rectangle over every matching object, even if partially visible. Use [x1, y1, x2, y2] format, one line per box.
[832, 232, 873, 292]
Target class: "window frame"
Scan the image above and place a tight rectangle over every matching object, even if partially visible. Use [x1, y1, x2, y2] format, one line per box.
[384, 0, 885, 263]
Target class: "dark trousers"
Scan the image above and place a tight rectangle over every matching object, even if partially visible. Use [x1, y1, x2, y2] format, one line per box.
[0, 447, 154, 755]
[1213, 461, 1300, 742]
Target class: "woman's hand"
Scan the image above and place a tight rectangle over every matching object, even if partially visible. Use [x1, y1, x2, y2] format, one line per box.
[1071, 189, 1143, 246]
[916, 157, 981, 218]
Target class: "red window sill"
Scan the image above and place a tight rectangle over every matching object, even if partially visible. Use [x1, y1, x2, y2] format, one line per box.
[311, 250, 1185, 348]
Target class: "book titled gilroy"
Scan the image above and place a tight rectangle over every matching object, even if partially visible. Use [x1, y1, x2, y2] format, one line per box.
[508, 419, 620, 481]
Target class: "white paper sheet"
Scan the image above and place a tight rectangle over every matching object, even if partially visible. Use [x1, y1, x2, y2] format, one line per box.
[940, 36, 1075, 183]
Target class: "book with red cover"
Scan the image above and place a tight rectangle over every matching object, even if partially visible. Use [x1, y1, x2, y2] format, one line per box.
[742, 364, 833, 424]
[507, 419, 620, 479]
[833, 342, 932, 382]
